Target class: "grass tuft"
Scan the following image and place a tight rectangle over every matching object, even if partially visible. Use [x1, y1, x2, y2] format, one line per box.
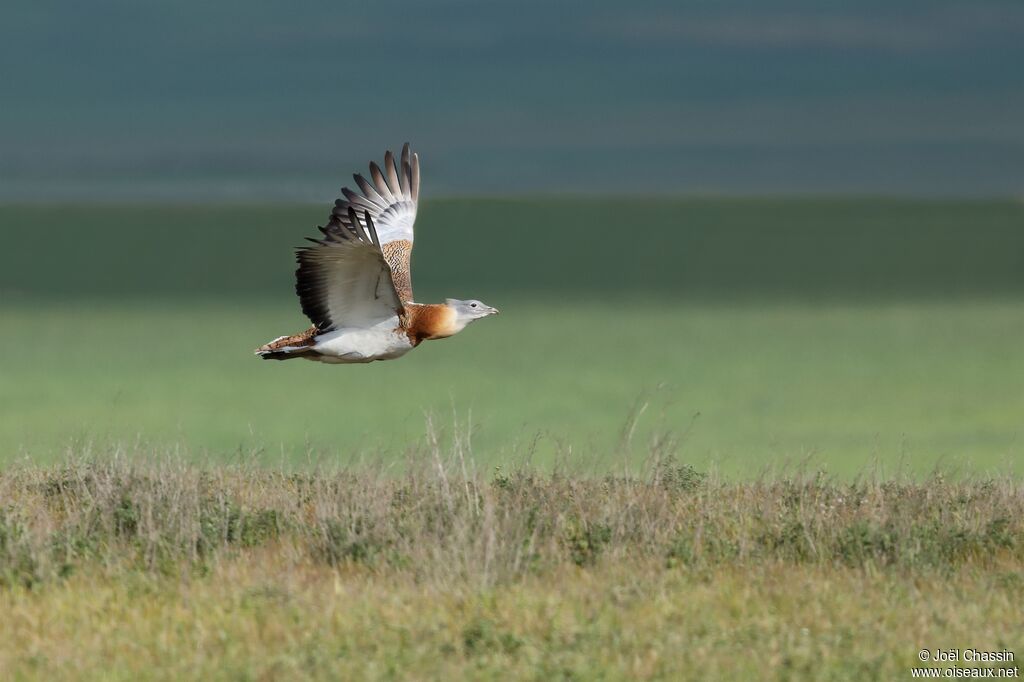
[1, 451, 1021, 588]
[1, 447, 1022, 679]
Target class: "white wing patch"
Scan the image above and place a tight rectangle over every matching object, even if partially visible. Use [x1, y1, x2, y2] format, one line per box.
[328, 143, 420, 247]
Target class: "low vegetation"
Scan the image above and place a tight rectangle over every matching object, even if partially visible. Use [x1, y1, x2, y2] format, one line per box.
[1, 444, 1021, 679]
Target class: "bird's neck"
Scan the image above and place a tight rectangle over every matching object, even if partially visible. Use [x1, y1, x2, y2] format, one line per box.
[402, 303, 461, 345]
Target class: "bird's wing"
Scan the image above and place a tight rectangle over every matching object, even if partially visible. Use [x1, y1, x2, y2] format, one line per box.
[319, 143, 420, 303]
[296, 208, 403, 332]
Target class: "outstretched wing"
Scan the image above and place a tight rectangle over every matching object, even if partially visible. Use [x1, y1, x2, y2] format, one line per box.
[319, 143, 420, 303]
[296, 208, 403, 332]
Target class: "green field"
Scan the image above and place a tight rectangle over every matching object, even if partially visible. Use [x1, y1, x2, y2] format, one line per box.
[0, 457, 1021, 680]
[1, 299, 1023, 477]
[2, 199, 1023, 679]
[1, 199, 1022, 475]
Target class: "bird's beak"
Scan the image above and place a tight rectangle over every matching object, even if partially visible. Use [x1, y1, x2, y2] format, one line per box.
[489, 307, 500, 316]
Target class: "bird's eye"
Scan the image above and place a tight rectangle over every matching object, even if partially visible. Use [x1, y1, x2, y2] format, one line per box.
[470, 303, 478, 308]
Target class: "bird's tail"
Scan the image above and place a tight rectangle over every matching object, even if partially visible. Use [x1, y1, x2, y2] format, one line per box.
[255, 327, 318, 361]
[256, 347, 317, 361]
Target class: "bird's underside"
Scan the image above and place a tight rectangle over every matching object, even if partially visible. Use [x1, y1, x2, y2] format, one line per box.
[254, 143, 496, 364]
[256, 303, 460, 363]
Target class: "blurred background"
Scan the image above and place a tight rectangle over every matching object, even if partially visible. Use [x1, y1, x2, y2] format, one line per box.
[1, 1, 1022, 475]
[3, 0, 1022, 200]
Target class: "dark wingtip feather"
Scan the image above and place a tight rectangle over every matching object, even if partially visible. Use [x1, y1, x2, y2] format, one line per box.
[353, 173, 387, 207]
[383, 150, 401, 196]
[342, 187, 380, 213]
[346, 206, 372, 243]
[363, 210, 381, 246]
[369, 161, 394, 202]
[410, 152, 420, 203]
[399, 144, 412, 196]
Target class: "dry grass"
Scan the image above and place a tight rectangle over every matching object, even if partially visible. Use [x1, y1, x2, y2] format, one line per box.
[0, 442, 1022, 680]
[3, 559, 1021, 681]
[2, 453, 1021, 586]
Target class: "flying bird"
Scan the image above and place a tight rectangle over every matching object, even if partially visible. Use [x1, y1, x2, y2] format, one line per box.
[256, 144, 498, 363]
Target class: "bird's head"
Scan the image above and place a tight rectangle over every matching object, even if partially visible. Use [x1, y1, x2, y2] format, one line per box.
[446, 298, 500, 328]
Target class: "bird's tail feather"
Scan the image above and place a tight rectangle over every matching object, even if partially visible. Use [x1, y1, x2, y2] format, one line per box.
[255, 327, 318, 360]
[257, 348, 316, 361]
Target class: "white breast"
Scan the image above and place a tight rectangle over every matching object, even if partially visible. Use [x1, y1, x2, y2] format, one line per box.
[310, 316, 413, 363]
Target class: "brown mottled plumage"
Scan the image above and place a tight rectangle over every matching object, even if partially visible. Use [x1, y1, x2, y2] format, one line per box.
[382, 239, 414, 303]
[257, 326, 317, 352]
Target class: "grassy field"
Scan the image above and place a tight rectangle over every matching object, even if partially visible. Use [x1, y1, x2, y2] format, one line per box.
[1, 199, 1023, 474]
[0, 454, 1021, 680]
[1, 199, 1022, 679]
[1, 299, 1022, 476]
